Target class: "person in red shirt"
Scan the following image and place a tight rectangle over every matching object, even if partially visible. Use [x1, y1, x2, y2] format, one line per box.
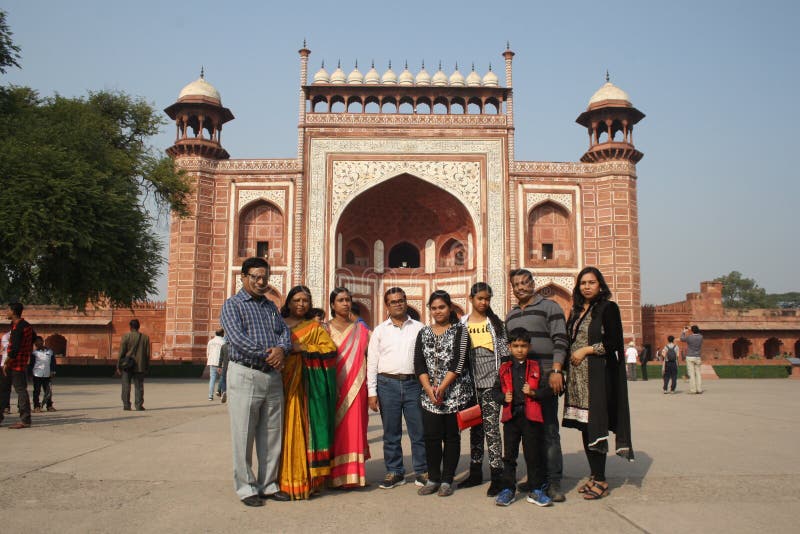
[0, 302, 34, 428]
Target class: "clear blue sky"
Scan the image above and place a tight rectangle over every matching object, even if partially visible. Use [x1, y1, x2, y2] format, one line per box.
[5, 0, 799, 304]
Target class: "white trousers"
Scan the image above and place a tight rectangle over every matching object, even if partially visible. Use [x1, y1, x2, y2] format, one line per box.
[686, 357, 703, 393]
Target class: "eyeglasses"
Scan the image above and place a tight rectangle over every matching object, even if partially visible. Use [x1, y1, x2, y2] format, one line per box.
[245, 274, 269, 283]
[388, 298, 406, 306]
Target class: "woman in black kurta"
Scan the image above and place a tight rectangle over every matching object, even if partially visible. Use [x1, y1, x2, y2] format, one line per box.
[563, 267, 633, 500]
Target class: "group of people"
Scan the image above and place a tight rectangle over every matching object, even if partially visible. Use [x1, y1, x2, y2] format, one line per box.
[657, 326, 705, 394]
[0, 302, 58, 428]
[220, 257, 634, 508]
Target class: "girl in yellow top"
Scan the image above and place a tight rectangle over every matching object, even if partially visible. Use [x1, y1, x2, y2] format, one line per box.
[459, 282, 509, 495]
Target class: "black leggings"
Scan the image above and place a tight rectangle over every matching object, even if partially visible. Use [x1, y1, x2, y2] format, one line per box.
[421, 410, 461, 484]
[581, 429, 607, 482]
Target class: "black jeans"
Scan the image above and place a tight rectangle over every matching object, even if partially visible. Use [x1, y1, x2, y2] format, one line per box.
[421, 409, 461, 484]
[33, 376, 53, 408]
[121, 371, 145, 409]
[0, 370, 32, 425]
[641, 361, 649, 380]
[663, 361, 678, 392]
[582, 428, 607, 481]
[502, 411, 545, 491]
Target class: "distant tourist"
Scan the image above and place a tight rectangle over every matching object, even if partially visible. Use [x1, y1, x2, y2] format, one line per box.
[492, 328, 553, 508]
[660, 335, 680, 394]
[30, 336, 57, 412]
[414, 290, 471, 497]
[505, 269, 568, 501]
[327, 287, 371, 488]
[206, 328, 225, 401]
[367, 287, 427, 490]
[563, 267, 634, 501]
[625, 341, 639, 381]
[1, 331, 11, 415]
[118, 319, 151, 411]
[220, 257, 292, 507]
[639, 345, 650, 381]
[0, 303, 34, 428]
[681, 325, 704, 394]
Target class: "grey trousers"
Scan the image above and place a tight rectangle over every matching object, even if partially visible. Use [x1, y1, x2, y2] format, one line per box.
[227, 361, 284, 500]
[121, 371, 144, 409]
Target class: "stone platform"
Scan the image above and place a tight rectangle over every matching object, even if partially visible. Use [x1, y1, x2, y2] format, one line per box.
[1, 378, 797, 533]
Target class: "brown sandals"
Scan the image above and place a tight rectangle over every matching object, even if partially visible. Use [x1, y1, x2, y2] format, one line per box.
[582, 480, 609, 500]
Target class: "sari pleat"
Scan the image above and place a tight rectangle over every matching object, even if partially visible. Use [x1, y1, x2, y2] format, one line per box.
[279, 320, 338, 499]
[329, 322, 370, 488]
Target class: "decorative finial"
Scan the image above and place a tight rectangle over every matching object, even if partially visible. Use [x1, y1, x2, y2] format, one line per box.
[455, 61, 459, 70]
[471, 62, 475, 71]
[371, 59, 375, 68]
[200, 66, 204, 79]
[321, 60, 325, 69]
[605, 70, 610, 82]
[337, 59, 341, 68]
[388, 60, 392, 69]
[421, 60, 425, 69]
[438, 60, 442, 70]
[303, 38, 307, 48]
[404, 60, 408, 69]
[506, 41, 510, 50]
[488, 62, 493, 71]
[355, 59, 358, 69]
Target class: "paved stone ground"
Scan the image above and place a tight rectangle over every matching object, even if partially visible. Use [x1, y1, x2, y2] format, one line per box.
[1, 377, 797, 533]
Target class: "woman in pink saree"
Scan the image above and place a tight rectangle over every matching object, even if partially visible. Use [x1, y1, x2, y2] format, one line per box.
[327, 287, 370, 488]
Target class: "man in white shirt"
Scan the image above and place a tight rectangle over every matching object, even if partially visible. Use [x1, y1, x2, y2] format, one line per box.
[31, 336, 56, 412]
[625, 341, 639, 381]
[206, 329, 225, 401]
[1, 331, 10, 414]
[367, 287, 426, 489]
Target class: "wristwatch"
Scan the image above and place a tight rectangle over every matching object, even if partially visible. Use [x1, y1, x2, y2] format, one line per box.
[552, 369, 563, 374]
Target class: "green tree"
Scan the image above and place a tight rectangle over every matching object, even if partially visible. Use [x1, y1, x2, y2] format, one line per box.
[714, 271, 768, 309]
[0, 10, 21, 74]
[0, 86, 191, 307]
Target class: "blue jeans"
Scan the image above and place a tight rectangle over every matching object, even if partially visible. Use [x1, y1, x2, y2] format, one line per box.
[536, 358, 563, 486]
[376, 375, 427, 476]
[208, 366, 221, 398]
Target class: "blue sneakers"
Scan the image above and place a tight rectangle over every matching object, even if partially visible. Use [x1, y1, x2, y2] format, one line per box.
[495, 488, 515, 506]
[526, 488, 553, 507]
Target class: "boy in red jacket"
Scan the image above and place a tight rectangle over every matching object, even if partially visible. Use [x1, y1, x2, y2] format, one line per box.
[492, 328, 553, 507]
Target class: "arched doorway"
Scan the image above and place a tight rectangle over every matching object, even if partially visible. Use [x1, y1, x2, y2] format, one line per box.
[535, 284, 572, 316]
[732, 337, 751, 359]
[334, 173, 476, 323]
[528, 202, 575, 267]
[764, 337, 782, 359]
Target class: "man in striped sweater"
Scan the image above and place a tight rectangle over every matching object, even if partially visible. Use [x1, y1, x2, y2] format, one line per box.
[505, 269, 569, 501]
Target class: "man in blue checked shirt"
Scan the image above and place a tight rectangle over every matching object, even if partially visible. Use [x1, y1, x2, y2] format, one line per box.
[221, 257, 293, 507]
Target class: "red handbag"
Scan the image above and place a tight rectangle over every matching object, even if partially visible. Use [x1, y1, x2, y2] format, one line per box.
[456, 403, 483, 431]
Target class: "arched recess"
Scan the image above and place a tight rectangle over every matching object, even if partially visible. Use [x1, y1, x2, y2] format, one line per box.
[485, 98, 500, 114]
[312, 95, 328, 112]
[795, 339, 800, 357]
[732, 337, 751, 359]
[388, 242, 420, 268]
[344, 237, 370, 268]
[438, 237, 466, 268]
[330, 95, 346, 113]
[237, 200, 285, 264]
[764, 337, 782, 359]
[347, 97, 363, 113]
[528, 201, 575, 267]
[416, 97, 432, 114]
[45, 334, 67, 356]
[364, 96, 380, 113]
[534, 284, 571, 316]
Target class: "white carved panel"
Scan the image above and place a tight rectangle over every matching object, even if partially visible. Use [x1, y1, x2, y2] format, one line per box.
[526, 192, 573, 214]
[535, 276, 576, 294]
[331, 160, 481, 220]
[374, 240, 384, 273]
[269, 274, 284, 295]
[238, 189, 286, 211]
[425, 239, 436, 274]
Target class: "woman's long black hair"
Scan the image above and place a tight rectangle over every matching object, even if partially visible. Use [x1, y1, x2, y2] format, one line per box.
[469, 282, 506, 338]
[428, 289, 459, 324]
[569, 267, 613, 328]
[329, 286, 351, 318]
[280, 285, 314, 319]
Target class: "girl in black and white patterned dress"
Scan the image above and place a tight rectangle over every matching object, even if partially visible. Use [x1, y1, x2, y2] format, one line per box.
[414, 290, 472, 497]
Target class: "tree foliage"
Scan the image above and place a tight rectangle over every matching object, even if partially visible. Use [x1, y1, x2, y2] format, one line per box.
[0, 11, 21, 74]
[0, 87, 191, 307]
[714, 271, 768, 309]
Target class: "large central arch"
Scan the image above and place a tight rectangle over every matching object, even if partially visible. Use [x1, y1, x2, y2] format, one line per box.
[304, 137, 508, 315]
[333, 174, 477, 323]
